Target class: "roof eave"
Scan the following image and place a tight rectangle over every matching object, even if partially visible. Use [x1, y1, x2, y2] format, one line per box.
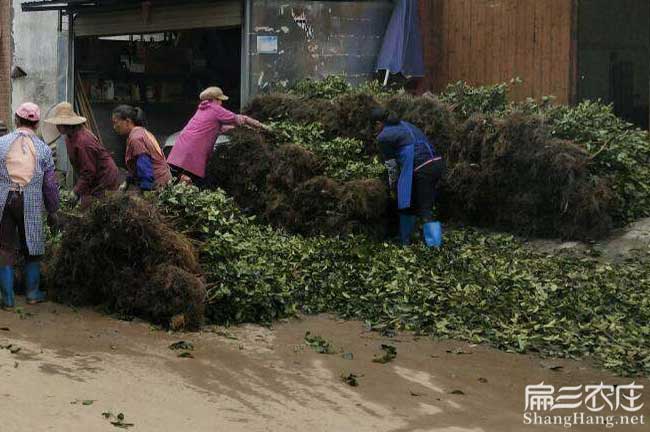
[21, 1, 100, 12]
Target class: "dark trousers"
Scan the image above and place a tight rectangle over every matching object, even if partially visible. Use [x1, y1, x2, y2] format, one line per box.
[399, 159, 444, 220]
[0, 192, 40, 266]
[169, 165, 209, 188]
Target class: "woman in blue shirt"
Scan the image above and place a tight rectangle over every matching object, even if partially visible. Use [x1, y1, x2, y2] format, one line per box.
[371, 108, 444, 246]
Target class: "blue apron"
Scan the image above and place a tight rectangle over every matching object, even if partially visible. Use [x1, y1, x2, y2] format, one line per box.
[395, 122, 435, 210]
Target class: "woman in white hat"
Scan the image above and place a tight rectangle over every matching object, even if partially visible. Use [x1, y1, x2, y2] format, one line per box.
[167, 86, 269, 185]
[45, 102, 120, 207]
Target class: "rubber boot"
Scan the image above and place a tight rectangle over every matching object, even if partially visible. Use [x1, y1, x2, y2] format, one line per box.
[24, 261, 45, 304]
[423, 221, 443, 248]
[0, 266, 15, 309]
[399, 214, 416, 246]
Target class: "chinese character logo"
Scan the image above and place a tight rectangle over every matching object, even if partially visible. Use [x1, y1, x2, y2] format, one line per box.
[617, 383, 644, 412]
[525, 383, 555, 411]
[525, 382, 643, 412]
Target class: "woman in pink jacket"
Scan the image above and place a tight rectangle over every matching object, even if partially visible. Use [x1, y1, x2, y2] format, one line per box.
[167, 87, 268, 185]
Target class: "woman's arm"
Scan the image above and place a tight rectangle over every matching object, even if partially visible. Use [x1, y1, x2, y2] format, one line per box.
[135, 154, 155, 191]
[236, 115, 269, 130]
[72, 146, 97, 199]
[41, 148, 60, 214]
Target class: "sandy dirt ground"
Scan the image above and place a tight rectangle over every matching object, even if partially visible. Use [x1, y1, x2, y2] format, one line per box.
[0, 300, 648, 432]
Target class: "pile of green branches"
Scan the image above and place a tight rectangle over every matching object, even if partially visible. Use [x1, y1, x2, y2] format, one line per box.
[158, 184, 650, 377]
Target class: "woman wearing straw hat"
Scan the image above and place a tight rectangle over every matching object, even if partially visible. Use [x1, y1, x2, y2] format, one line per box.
[45, 102, 120, 208]
[167, 86, 269, 185]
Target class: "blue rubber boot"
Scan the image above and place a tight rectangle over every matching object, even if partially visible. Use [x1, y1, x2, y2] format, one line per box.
[0, 266, 15, 308]
[24, 261, 45, 304]
[399, 214, 417, 246]
[423, 221, 443, 248]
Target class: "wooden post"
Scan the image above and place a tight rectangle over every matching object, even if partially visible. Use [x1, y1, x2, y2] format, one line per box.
[66, 12, 75, 188]
[569, 0, 579, 105]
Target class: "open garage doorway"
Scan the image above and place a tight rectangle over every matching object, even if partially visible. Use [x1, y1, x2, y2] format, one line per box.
[75, 26, 242, 167]
[578, 0, 650, 129]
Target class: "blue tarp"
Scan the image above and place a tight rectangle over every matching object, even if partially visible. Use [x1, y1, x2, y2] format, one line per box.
[376, 0, 425, 77]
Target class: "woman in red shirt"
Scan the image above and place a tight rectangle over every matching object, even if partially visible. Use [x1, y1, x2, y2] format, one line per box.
[45, 102, 120, 207]
[111, 105, 172, 191]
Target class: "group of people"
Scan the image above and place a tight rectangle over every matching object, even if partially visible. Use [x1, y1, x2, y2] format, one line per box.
[0, 86, 267, 309]
[0, 84, 445, 309]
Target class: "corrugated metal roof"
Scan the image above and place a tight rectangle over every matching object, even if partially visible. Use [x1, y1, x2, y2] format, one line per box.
[23, 1, 95, 12]
[21, 0, 145, 12]
[21, 0, 220, 12]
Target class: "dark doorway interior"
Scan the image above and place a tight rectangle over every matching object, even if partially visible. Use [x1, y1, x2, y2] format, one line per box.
[578, 0, 649, 129]
[76, 27, 241, 167]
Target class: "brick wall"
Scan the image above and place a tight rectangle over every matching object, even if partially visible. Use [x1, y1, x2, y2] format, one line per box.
[0, 0, 12, 125]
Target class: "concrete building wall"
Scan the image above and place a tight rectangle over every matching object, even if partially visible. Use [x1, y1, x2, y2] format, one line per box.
[0, 0, 12, 125]
[11, 1, 59, 116]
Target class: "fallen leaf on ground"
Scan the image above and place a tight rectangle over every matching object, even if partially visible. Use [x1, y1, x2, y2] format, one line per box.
[450, 390, 465, 395]
[71, 399, 95, 406]
[103, 412, 134, 429]
[410, 390, 424, 397]
[0, 327, 9, 331]
[372, 344, 397, 364]
[1, 344, 20, 354]
[478, 377, 488, 383]
[341, 373, 360, 387]
[169, 341, 194, 351]
[111, 422, 135, 429]
[446, 349, 472, 355]
[342, 352, 354, 360]
[213, 329, 238, 340]
[15, 308, 33, 320]
[304, 332, 336, 354]
[177, 351, 194, 358]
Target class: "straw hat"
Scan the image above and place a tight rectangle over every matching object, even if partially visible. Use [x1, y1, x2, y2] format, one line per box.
[44, 102, 87, 126]
[200, 87, 229, 101]
[40, 102, 85, 145]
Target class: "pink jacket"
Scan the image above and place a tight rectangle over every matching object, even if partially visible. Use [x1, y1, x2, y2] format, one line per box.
[167, 100, 260, 178]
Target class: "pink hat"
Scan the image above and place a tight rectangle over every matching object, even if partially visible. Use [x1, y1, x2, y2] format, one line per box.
[16, 102, 41, 122]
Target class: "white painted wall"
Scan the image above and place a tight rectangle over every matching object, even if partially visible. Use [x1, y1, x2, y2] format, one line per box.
[10, 1, 59, 117]
[11, 2, 69, 172]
